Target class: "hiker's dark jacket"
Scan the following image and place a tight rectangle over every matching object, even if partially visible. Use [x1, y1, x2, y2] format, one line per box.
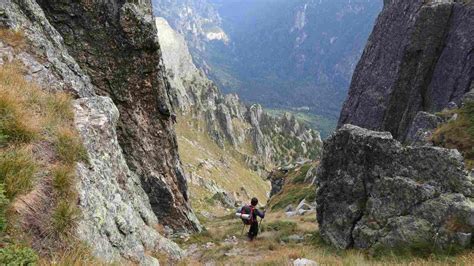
[253, 208, 265, 220]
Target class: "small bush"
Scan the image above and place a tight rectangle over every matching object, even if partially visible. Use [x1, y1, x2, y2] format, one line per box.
[0, 148, 37, 199]
[54, 127, 88, 164]
[52, 200, 80, 237]
[0, 184, 9, 232]
[0, 245, 38, 265]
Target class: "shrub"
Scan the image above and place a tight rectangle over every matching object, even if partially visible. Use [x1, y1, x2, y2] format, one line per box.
[0, 148, 37, 199]
[0, 245, 38, 265]
[54, 127, 88, 164]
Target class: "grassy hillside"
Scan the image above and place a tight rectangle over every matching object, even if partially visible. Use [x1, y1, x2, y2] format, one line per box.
[267, 162, 317, 211]
[0, 53, 96, 263]
[176, 115, 270, 217]
[173, 205, 474, 265]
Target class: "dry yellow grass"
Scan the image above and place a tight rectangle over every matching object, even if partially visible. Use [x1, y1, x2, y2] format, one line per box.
[0, 28, 26, 50]
[0, 61, 90, 263]
[177, 210, 474, 266]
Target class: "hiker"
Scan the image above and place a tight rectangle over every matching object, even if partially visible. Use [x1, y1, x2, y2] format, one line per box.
[237, 197, 265, 241]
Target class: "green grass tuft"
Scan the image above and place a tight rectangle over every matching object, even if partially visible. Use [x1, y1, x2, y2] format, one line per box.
[52, 164, 75, 199]
[54, 128, 88, 165]
[0, 148, 37, 199]
[269, 185, 314, 210]
[52, 200, 80, 237]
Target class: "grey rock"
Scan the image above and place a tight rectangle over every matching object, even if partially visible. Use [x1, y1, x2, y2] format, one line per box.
[296, 199, 312, 212]
[293, 258, 318, 266]
[212, 192, 236, 208]
[0, 0, 95, 98]
[286, 234, 304, 243]
[1, 0, 199, 262]
[339, 0, 473, 141]
[36, 0, 201, 232]
[462, 84, 474, 105]
[316, 124, 474, 251]
[74, 96, 183, 264]
[405, 111, 444, 146]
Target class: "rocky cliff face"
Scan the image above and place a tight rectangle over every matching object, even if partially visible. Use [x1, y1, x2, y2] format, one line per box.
[35, 0, 200, 231]
[339, 0, 473, 141]
[1, 0, 199, 263]
[153, 0, 228, 62]
[317, 125, 474, 252]
[155, 17, 322, 169]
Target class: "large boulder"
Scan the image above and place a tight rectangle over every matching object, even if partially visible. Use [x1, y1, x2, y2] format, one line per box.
[316, 125, 474, 252]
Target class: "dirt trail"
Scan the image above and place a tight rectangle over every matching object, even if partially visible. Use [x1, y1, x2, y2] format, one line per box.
[163, 210, 474, 266]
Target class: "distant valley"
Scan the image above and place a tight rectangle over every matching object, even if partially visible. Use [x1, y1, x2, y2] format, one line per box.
[153, 0, 382, 136]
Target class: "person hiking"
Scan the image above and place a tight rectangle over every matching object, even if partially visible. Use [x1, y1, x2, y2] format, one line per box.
[238, 197, 265, 241]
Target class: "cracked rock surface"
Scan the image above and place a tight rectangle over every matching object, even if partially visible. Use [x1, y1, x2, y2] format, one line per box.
[316, 125, 474, 251]
[339, 0, 473, 141]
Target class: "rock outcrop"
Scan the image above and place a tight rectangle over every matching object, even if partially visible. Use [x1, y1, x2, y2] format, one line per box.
[35, 0, 200, 231]
[1, 0, 200, 262]
[74, 97, 182, 264]
[155, 17, 322, 168]
[316, 125, 474, 251]
[339, 0, 474, 141]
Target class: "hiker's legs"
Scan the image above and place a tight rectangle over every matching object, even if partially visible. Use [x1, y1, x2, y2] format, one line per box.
[248, 222, 259, 240]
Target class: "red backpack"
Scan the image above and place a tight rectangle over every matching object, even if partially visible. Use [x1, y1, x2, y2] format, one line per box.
[240, 205, 255, 225]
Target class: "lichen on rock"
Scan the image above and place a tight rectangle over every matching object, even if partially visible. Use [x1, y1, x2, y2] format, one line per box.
[74, 96, 183, 264]
[316, 124, 474, 252]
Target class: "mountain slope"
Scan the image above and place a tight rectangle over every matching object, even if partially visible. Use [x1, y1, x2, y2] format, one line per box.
[156, 17, 322, 170]
[155, 16, 322, 214]
[153, 0, 382, 132]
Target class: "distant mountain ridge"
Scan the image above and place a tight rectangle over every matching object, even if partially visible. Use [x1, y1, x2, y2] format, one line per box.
[156, 17, 322, 170]
[152, 0, 382, 132]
